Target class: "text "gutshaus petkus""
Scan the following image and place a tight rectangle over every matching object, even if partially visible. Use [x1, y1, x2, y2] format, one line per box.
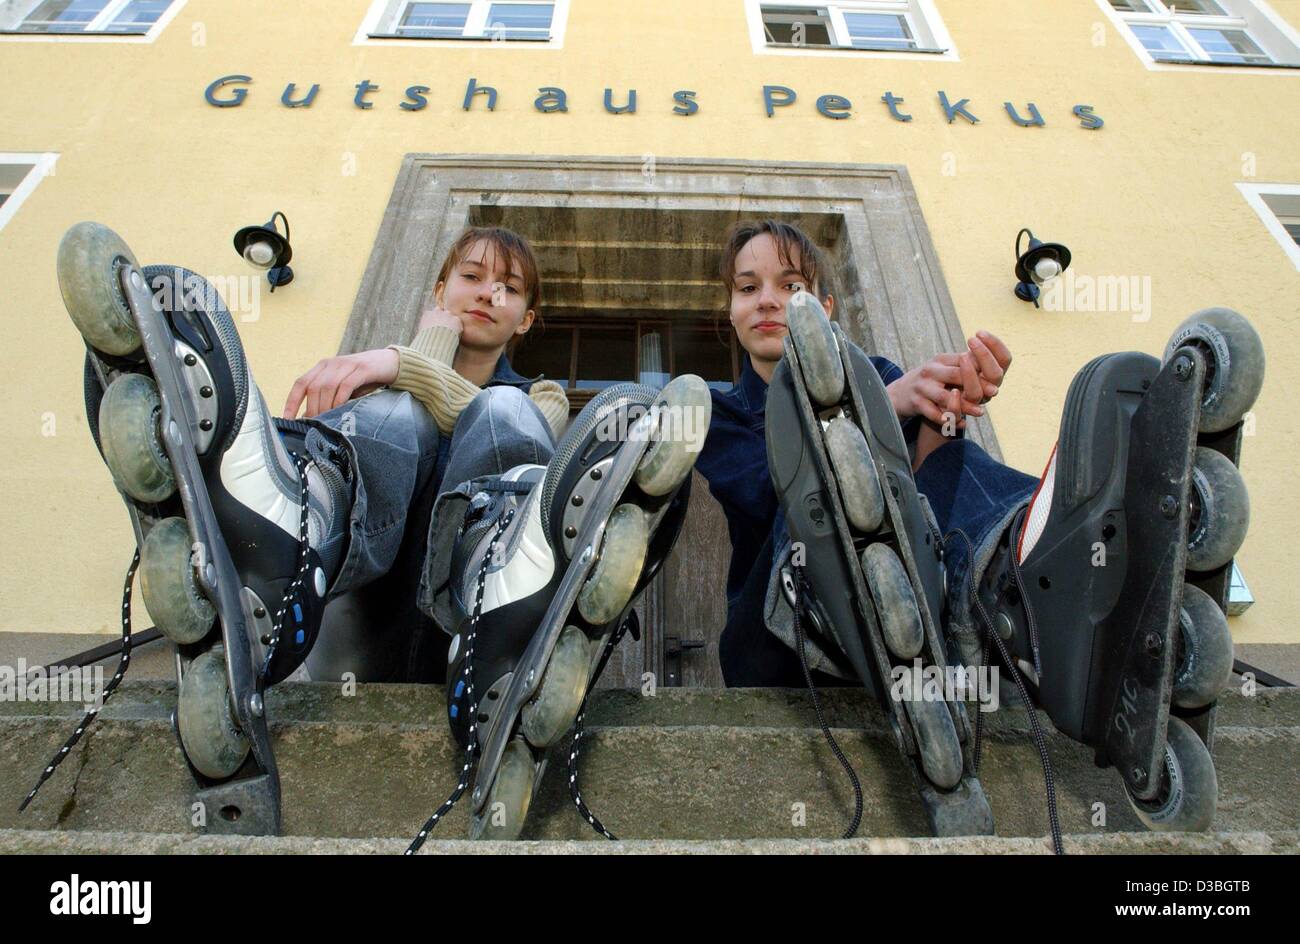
[203, 76, 1105, 129]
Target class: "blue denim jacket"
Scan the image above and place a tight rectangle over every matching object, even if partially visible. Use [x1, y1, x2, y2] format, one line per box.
[489, 352, 541, 391]
[695, 354, 916, 607]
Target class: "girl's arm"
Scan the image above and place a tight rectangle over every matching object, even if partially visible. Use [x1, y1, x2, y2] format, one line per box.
[385, 339, 481, 435]
[387, 329, 570, 441]
[890, 332, 1014, 471]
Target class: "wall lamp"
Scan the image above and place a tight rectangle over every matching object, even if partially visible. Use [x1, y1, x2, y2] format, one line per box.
[1014, 228, 1071, 308]
[234, 211, 294, 292]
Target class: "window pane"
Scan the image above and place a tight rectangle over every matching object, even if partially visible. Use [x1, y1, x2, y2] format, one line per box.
[20, 0, 107, 31]
[398, 2, 470, 37]
[1285, 222, 1300, 247]
[0, 193, 9, 209]
[674, 328, 735, 391]
[844, 12, 915, 49]
[1189, 27, 1272, 62]
[574, 325, 635, 389]
[486, 3, 553, 39]
[510, 324, 573, 386]
[762, 5, 833, 46]
[104, 0, 169, 33]
[1109, 0, 1154, 11]
[638, 327, 671, 389]
[1132, 24, 1194, 58]
[1165, 0, 1226, 14]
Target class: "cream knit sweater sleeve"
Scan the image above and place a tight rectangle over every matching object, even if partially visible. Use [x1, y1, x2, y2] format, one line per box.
[386, 325, 570, 441]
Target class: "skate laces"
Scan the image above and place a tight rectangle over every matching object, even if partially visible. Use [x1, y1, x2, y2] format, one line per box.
[788, 564, 864, 840]
[566, 609, 640, 841]
[18, 550, 142, 813]
[406, 507, 516, 855]
[19, 452, 318, 815]
[943, 527, 1063, 855]
[260, 452, 314, 682]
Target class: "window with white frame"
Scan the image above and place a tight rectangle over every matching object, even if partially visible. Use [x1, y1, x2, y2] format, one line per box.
[756, 1, 946, 52]
[0, 155, 58, 235]
[1103, 0, 1300, 66]
[372, 1, 555, 40]
[1237, 184, 1300, 268]
[759, 1, 930, 50]
[1, 0, 174, 34]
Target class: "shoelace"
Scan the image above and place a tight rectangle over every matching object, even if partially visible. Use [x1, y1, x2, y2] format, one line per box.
[406, 507, 516, 855]
[19, 452, 312, 814]
[260, 453, 312, 682]
[944, 526, 1063, 855]
[566, 611, 637, 840]
[18, 549, 140, 813]
[789, 563, 864, 840]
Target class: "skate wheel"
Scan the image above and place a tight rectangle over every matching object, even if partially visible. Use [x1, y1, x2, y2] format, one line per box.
[1187, 446, 1249, 572]
[861, 543, 924, 660]
[521, 625, 591, 748]
[177, 646, 250, 780]
[1172, 583, 1234, 710]
[825, 415, 884, 533]
[1126, 716, 1217, 832]
[634, 375, 711, 497]
[787, 291, 845, 407]
[57, 222, 142, 357]
[469, 739, 536, 841]
[99, 373, 176, 503]
[1165, 307, 1264, 434]
[140, 517, 215, 644]
[903, 694, 964, 790]
[577, 504, 649, 625]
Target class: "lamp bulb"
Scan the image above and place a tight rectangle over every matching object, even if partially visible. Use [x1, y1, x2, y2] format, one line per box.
[244, 240, 276, 268]
[1033, 256, 1062, 282]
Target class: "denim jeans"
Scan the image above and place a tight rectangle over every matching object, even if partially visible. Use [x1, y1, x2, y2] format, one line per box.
[288, 385, 555, 680]
[915, 439, 1039, 606]
[747, 438, 1039, 685]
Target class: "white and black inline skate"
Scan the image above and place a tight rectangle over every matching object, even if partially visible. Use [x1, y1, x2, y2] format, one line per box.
[969, 308, 1263, 835]
[410, 376, 711, 847]
[765, 291, 994, 838]
[21, 222, 352, 834]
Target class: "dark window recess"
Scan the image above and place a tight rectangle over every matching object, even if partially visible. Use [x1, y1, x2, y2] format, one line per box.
[762, 5, 833, 46]
[673, 327, 735, 391]
[573, 325, 637, 390]
[513, 317, 739, 407]
[511, 323, 572, 383]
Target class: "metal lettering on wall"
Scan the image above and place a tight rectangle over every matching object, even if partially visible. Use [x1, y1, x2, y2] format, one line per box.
[203, 76, 1104, 129]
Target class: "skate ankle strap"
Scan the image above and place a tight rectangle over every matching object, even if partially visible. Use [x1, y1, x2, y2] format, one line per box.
[273, 418, 315, 437]
[480, 479, 534, 495]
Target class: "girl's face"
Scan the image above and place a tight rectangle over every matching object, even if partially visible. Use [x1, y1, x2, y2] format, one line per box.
[435, 239, 535, 351]
[728, 233, 833, 364]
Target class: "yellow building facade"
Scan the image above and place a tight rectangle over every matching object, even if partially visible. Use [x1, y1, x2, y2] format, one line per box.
[1, 0, 1297, 655]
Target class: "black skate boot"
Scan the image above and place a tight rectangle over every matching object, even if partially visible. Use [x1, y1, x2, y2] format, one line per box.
[410, 376, 710, 847]
[23, 222, 352, 834]
[973, 308, 1263, 834]
[765, 291, 994, 838]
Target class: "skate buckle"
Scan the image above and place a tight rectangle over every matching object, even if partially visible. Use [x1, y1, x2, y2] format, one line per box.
[780, 566, 798, 608]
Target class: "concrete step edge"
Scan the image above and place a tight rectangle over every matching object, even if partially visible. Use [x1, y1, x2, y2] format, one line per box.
[2, 828, 1296, 855]
[2, 682, 1296, 730]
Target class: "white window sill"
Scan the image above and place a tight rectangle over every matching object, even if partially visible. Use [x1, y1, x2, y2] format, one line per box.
[754, 42, 959, 62]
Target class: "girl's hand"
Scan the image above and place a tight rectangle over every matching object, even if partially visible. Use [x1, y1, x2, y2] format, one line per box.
[417, 302, 464, 336]
[966, 330, 1012, 402]
[888, 353, 986, 426]
[282, 348, 400, 419]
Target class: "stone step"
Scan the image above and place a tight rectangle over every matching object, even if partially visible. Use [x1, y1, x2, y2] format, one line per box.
[2, 683, 1296, 843]
[2, 828, 1296, 855]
